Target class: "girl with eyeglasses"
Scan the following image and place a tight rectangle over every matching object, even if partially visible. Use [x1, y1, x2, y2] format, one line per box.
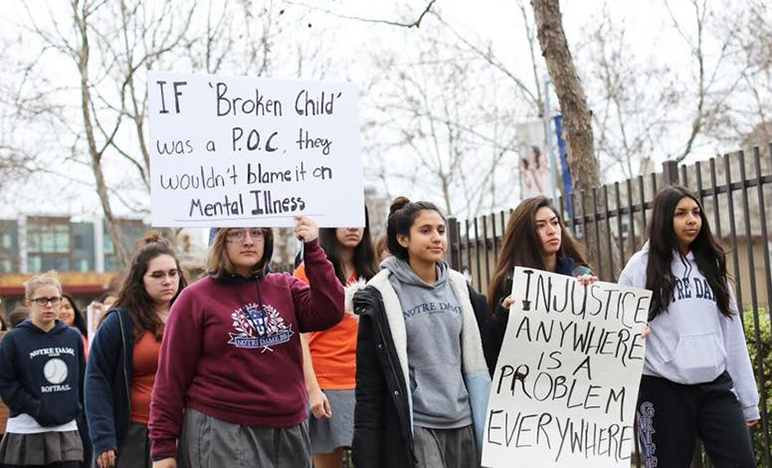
[85, 231, 187, 468]
[294, 208, 378, 468]
[149, 216, 344, 468]
[0, 272, 86, 467]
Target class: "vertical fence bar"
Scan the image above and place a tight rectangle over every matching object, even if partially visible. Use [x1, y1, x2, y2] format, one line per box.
[710, 158, 722, 238]
[695, 161, 704, 205]
[473, 217, 482, 292]
[482, 215, 491, 287]
[500, 210, 507, 243]
[603, 185, 614, 280]
[627, 178, 637, 253]
[681, 164, 689, 186]
[491, 213, 499, 266]
[725, 153, 744, 316]
[751, 146, 772, 465]
[568, 191, 578, 237]
[592, 188, 604, 280]
[465, 219, 472, 278]
[639, 175, 648, 231]
[447, 218, 461, 270]
[615, 182, 625, 267]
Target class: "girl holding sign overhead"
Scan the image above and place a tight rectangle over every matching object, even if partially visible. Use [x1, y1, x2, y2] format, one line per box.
[148, 216, 344, 468]
[294, 208, 378, 468]
[351, 197, 490, 468]
[485, 196, 596, 372]
[619, 186, 758, 467]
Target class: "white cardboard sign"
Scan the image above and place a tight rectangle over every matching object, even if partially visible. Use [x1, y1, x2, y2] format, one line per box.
[148, 71, 364, 227]
[482, 267, 651, 468]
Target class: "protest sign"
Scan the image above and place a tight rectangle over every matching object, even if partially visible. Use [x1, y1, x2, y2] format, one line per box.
[482, 267, 651, 468]
[148, 71, 364, 227]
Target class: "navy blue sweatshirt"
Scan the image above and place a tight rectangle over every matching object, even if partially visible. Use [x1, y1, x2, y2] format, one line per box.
[0, 319, 85, 427]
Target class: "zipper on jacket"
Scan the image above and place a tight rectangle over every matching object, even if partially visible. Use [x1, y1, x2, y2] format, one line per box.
[116, 311, 132, 415]
[372, 296, 417, 462]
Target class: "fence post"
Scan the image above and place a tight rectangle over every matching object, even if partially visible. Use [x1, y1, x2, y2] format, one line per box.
[662, 160, 679, 186]
[447, 217, 462, 271]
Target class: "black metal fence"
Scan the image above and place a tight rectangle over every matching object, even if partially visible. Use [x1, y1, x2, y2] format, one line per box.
[447, 146, 772, 467]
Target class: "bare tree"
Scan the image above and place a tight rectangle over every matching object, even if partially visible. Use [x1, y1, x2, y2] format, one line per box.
[361, 30, 524, 218]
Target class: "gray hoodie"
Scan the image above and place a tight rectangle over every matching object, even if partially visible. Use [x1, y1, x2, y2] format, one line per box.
[382, 256, 472, 429]
[619, 242, 759, 420]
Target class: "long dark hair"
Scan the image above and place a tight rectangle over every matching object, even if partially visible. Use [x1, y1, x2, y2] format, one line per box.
[487, 196, 590, 311]
[319, 207, 377, 283]
[386, 197, 445, 262]
[62, 293, 87, 336]
[646, 186, 732, 319]
[114, 231, 188, 339]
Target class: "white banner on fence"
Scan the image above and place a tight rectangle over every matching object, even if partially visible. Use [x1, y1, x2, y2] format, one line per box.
[148, 71, 364, 227]
[482, 267, 651, 468]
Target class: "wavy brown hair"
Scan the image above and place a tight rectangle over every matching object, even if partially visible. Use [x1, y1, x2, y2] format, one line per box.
[114, 231, 187, 340]
[486, 196, 590, 311]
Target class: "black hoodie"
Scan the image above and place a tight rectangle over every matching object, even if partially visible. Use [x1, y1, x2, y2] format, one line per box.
[0, 319, 85, 427]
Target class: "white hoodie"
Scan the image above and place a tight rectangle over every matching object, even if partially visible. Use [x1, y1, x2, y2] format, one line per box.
[619, 242, 759, 421]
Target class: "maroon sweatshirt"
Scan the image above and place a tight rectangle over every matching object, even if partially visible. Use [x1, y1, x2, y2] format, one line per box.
[148, 239, 343, 460]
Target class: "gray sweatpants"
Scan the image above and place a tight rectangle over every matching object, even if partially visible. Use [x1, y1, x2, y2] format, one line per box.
[178, 408, 312, 468]
[413, 425, 477, 468]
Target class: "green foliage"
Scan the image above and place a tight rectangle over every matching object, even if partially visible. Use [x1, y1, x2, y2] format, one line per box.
[743, 307, 772, 463]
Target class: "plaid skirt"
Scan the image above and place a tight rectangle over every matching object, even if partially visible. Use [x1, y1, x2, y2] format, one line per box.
[0, 430, 83, 465]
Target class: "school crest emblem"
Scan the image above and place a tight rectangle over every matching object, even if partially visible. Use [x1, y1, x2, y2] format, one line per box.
[228, 302, 294, 351]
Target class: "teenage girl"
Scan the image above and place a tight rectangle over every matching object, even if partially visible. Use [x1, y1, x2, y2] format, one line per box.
[485, 196, 596, 372]
[295, 210, 377, 468]
[352, 197, 490, 468]
[85, 231, 186, 468]
[0, 273, 86, 467]
[148, 217, 344, 468]
[619, 185, 758, 467]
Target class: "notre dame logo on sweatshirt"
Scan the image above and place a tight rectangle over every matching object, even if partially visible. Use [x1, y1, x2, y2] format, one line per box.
[29, 347, 75, 393]
[228, 302, 294, 351]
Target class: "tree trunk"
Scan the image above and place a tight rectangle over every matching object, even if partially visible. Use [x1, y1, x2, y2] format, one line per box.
[75, 2, 129, 270]
[531, 0, 619, 278]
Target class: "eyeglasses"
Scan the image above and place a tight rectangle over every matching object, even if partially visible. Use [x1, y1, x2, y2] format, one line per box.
[145, 270, 179, 281]
[226, 228, 266, 243]
[30, 296, 62, 306]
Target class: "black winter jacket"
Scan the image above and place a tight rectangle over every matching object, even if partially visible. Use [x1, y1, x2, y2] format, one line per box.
[351, 280, 488, 468]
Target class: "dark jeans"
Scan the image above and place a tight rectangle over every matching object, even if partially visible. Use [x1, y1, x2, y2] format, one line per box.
[637, 372, 755, 468]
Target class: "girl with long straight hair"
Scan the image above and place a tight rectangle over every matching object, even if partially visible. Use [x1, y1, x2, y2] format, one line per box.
[295, 208, 378, 468]
[148, 217, 344, 468]
[85, 231, 187, 468]
[351, 197, 490, 468]
[619, 185, 758, 467]
[0, 273, 86, 467]
[485, 196, 596, 372]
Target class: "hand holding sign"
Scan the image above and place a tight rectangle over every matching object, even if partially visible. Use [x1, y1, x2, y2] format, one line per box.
[294, 215, 318, 243]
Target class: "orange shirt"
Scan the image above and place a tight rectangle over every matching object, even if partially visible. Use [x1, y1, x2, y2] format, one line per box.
[294, 262, 358, 389]
[130, 330, 162, 424]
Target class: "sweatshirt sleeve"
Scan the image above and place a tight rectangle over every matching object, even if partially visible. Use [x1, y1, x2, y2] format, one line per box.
[0, 334, 41, 416]
[149, 288, 205, 460]
[290, 239, 344, 332]
[84, 313, 121, 456]
[721, 284, 759, 421]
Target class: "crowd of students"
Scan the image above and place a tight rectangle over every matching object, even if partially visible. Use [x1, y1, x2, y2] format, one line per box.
[0, 186, 760, 468]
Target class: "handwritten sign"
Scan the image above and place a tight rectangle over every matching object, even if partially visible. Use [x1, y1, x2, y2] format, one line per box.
[482, 267, 650, 468]
[148, 71, 364, 227]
